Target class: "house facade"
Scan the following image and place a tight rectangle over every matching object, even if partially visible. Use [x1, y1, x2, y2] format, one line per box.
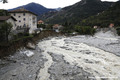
[9, 8, 37, 33]
[38, 20, 44, 24]
[0, 16, 17, 30]
[53, 24, 63, 32]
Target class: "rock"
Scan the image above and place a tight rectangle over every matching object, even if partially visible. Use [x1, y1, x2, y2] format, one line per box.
[12, 74, 16, 76]
[26, 42, 36, 50]
[24, 51, 34, 57]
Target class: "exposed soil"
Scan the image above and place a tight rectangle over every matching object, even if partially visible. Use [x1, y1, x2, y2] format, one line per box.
[0, 30, 62, 58]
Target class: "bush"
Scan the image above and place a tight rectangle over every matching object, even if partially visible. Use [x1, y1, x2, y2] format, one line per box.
[46, 24, 53, 30]
[37, 24, 46, 29]
[116, 27, 120, 36]
[24, 33, 29, 36]
[74, 25, 96, 35]
[17, 33, 24, 37]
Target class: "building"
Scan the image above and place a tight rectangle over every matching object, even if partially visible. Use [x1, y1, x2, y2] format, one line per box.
[109, 23, 114, 28]
[53, 24, 63, 32]
[38, 20, 44, 24]
[0, 16, 17, 30]
[93, 26, 98, 29]
[9, 8, 37, 33]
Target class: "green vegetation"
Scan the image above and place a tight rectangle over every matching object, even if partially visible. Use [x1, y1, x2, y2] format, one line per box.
[116, 27, 120, 36]
[37, 24, 46, 29]
[61, 21, 96, 35]
[0, 22, 33, 46]
[62, 22, 74, 33]
[40, 0, 113, 25]
[0, 9, 9, 16]
[12, 34, 33, 42]
[46, 24, 53, 30]
[80, 2, 120, 27]
[0, 22, 13, 42]
[74, 25, 96, 35]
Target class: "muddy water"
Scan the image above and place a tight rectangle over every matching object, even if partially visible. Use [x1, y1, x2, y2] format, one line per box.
[38, 37, 120, 80]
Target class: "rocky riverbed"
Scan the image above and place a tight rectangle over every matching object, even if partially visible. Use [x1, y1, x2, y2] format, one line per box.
[0, 31, 120, 80]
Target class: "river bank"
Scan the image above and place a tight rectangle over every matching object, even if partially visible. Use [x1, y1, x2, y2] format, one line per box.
[0, 30, 62, 58]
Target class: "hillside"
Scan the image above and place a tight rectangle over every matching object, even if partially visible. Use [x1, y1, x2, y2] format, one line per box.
[9, 2, 56, 16]
[80, 1, 120, 27]
[39, 0, 114, 24]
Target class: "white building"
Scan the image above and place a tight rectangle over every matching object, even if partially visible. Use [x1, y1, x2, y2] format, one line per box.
[0, 16, 17, 30]
[9, 8, 37, 34]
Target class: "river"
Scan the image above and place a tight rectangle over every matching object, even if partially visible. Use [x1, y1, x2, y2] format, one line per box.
[0, 31, 120, 80]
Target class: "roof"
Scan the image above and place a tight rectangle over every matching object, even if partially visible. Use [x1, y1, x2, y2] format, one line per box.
[0, 16, 17, 21]
[38, 20, 44, 23]
[53, 24, 60, 28]
[38, 20, 44, 22]
[8, 8, 37, 16]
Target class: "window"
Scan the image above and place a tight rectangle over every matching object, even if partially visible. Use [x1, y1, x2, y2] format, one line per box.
[23, 18, 26, 21]
[23, 24, 26, 27]
[18, 16, 21, 18]
[17, 26, 19, 30]
[20, 26, 21, 29]
[23, 13, 25, 16]
[13, 13, 15, 16]
[19, 20, 21, 22]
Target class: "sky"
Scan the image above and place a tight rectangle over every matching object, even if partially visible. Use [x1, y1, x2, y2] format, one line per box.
[0, 0, 118, 9]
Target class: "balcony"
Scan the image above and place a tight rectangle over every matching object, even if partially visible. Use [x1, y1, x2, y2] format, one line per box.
[16, 25, 30, 33]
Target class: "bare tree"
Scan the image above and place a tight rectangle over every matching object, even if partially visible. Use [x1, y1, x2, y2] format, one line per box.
[0, 0, 8, 3]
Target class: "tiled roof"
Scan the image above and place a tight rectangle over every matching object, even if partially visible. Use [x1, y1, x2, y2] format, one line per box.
[0, 16, 17, 21]
[38, 20, 44, 22]
[8, 8, 37, 16]
[53, 24, 59, 28]
[38, 20, 44, 23]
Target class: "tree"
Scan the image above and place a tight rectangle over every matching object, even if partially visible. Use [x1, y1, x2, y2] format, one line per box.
[46, 24, 53, 30]
[0, 10, 9, 16]
[74, 25, 96, 35]
[0, 22, 13, 42]
[0, 0, 8, 3]
[62, 21, 74, 33]
[37, 24, 46, 29]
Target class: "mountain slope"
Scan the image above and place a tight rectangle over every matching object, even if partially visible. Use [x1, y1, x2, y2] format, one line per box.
[9, 2, 56, 16]
[80, 1, 120, 27]
[40, 0, 114, 24]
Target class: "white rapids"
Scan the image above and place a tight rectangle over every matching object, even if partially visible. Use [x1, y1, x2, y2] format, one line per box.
[37, 43, 53, 80]
[37, 36, 120, 80]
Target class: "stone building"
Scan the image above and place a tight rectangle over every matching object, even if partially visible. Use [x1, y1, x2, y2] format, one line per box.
[9, 8, 37, 33]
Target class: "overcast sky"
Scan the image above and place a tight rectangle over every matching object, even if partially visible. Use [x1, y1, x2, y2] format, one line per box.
[0, 0, 118, 9]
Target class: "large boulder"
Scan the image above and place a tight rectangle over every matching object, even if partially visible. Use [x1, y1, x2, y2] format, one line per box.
[26, 42, 36, 50]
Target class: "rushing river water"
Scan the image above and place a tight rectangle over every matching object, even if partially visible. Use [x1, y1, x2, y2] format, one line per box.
[38, 35, 120, 80]
[0, 31, 120, 80]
